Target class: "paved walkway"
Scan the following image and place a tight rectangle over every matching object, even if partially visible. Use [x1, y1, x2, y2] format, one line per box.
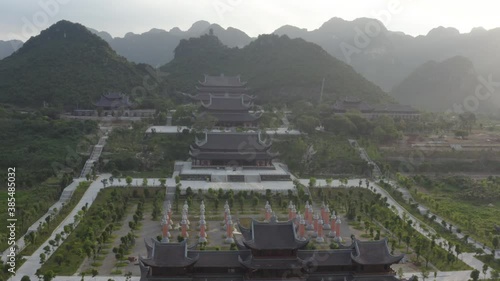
[145, 125, 301, 135]
[348, 139, 492, 280]
[10, 174, 112, 281]
[1, 178, 85, 262]
[388, 179, 493, 256]
[80, 135, 108, 178]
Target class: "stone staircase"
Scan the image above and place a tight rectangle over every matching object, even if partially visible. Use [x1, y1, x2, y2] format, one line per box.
[79, 136, 108, 178]
[349, 139, 382, 178]
[244, 175, 261, 183]
[211, 175, 227, 182]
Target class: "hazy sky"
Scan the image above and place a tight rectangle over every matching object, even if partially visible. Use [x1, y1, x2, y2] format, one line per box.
[1, 0, 500, 41]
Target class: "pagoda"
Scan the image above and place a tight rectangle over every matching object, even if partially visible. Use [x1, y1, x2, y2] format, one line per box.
[189, 132, 277, 167]
[197, 94, 262, 127]
[139, 218, 404, 281]
[190, 74, 254, 102]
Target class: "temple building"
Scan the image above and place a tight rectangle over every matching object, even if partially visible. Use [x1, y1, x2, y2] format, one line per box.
[175, 131, 291, 183]
[197, 94, 262, 127]
[72, 92, 155, 118]
[190, 74, 254, 102]
[185, 74, 261, 127]
[139, 218, 403, 281]
[189, 132, 277, 167]
[332, 97, 420, 120]
[93, 92, 133, 110]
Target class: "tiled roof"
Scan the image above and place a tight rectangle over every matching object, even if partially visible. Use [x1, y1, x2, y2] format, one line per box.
[192, 251, 244, 268]
[372, 104, 419, 113]
[298, 249, 353, 266]
[192, 132, 272, 151]
[189, 150, 276, 160]
[197, 111, 262, 122]
[140, 239, 199, 267]
[94, 92, 132, 108]
[240, 219, 309, 250]
[201, 95, 252, 111]
[199, 74, 247, 87]
[351, 239, 404, 265]
[239, 255, 304, 269]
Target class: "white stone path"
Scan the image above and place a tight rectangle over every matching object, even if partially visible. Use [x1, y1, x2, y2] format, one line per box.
[1, 178, 85, 262]
[301, 179, 492, 280]
[8, 176, 169, 281]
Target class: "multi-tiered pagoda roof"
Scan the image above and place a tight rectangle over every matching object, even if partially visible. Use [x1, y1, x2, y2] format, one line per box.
[191, 74, 253, 102]
[197, 94, 262, 127]
[189, 132, 277, 167]
[139, 218, 403, 281]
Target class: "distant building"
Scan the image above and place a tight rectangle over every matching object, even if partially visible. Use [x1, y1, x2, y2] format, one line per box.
[139, 218, 403, 281]
[189, 132, 277, 167]
[332, 97, 420, 120]
[93, 92, 132, 110]
[72, 92, 154, 118]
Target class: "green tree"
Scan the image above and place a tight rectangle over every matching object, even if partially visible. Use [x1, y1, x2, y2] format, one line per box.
[125, 176, 133, 186]
[309, 177, 316, 187]
[43, 271, 55, 281]
[252, 196, 259, 210]
[54, 254, 64, 266]
[325, 178, 333, 187]
[159, 178, 166, 187]
[323, 115, 357, 135]
[482, 264, 489, 280]
[491, 270, 499, 281]
[470, 269, 480, 281]
[296, 115, 320, 134]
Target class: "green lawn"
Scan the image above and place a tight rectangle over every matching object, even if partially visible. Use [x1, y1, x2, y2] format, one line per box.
[411, 181, 500, 248]
[20, 181, 91, 255]
[39, 187, 163, 276]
